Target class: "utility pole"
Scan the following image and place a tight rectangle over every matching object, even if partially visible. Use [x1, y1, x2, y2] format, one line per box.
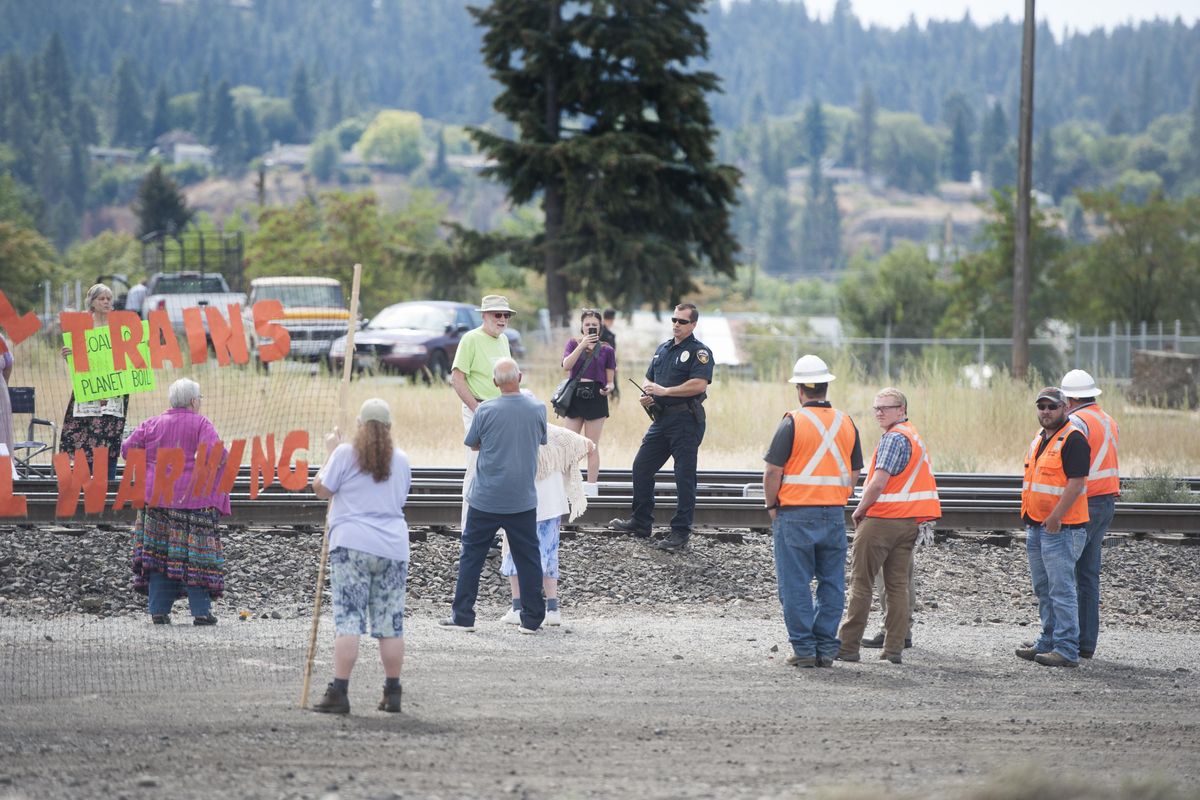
[1012, 0, 1036, 380]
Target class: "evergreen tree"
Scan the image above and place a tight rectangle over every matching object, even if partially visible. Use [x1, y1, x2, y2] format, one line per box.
[1034, 126, 1056, 198]
[66, 136, 88, 214]
[1136, 59, 1156, 131]
[38, 32, 73, 129]
[110, 56, 145, 148]
[290, 63, 315, 140]
[73, 99, 99, 145]
[756, 188, 793, 275]
[979, 100, 1009, 187]
[857, 84, 877, 178]
[1185, 80, 1200, 184]
[468, 0, 740, 320]
[757, 128, 787, 188]
[133, 164, 192, 238]
[803, 98, 828, 164]
[150, 83, 171, 139]
[195, 73, 212, 144]
[1105, 105, 1128, 136]
[948, 108, 972, 182]
[240, 107, 264, 161]
[210, 79, 240, 170]
[326, 76, 344, 130]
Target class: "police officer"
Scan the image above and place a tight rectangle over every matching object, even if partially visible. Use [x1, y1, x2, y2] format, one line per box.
[610, 303, 713, 552]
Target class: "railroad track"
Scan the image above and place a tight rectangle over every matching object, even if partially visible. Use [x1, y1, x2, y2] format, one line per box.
[10, 469, 1200, 537]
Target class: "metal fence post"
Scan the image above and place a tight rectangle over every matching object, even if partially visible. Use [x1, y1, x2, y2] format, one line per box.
[884, 322, 892, 379]
[1109, 321, 1117, 378]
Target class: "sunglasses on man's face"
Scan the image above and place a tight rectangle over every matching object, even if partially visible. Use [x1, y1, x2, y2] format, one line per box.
[670, 317, 694, 325]
[490, 312, 513, 319]
[1036, 402, 1062, 411]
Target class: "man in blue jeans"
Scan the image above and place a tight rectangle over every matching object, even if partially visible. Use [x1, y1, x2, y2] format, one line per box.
[761, 355, 862, 668]
[1016, 387, 1092, 668]
[439, 358, 547, 634]
[1062, 369, 1120, 659]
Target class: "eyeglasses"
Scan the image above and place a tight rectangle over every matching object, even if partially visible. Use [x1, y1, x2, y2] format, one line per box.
[670, 317, 694, 325]
[1036, 402, 1062, 411]
[490, 312, 513, 319]
[872, 405, 902, 413]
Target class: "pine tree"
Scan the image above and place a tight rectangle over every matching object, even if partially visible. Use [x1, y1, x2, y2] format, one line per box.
[468, 0, 740, 320]
[949, 108, 972, 182]
[150, 83, 171, 139]
[133, 164, 192, 238]
[804, 98, 828, 165]
[210, 79, 240, 170]
[756, 188, 793, 275]
[979, 100, 1009, 187]
[757, 129, 787, 189]
[1034, 126, 1056, 198]
[195, 73, 212, 144]
[290, 63, 315, 140]
[326, 76, 344, 130]
[110, 56, 145, 148]
[240, 107, 264, 162]
[857, 86, 878, 178]
[74, 99, 100, 145]
[38, 32, 73, 129]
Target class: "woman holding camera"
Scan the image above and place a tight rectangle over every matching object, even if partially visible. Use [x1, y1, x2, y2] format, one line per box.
[561, 308, 616, 496]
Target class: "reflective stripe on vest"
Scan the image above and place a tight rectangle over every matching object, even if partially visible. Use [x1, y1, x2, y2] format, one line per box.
[1020, 423, 1089, 526]
[1070, 405, 1120, 496]
[778, 407, 857, 507]
[866, 422, 942, 521]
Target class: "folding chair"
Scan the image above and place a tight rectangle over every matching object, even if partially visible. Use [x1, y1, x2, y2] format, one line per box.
[8, 387, 57, 479]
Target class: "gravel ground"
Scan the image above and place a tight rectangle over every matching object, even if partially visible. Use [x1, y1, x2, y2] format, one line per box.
[1, 524, 1199, 798]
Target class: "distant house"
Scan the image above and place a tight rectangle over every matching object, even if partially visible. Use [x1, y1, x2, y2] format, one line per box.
[151, 130, 212, 168]
[173, 143, 214, 168]
[88, 146, 139, 165]
[261, 141, 389, 171]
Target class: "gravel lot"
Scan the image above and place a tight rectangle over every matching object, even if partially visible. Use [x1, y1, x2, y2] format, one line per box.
[1, 525, 1199, 798]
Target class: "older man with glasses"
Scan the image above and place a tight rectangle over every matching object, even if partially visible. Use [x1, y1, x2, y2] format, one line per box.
[1015, 387, 1091, 668]
[609, 303, 713, 553]
[836, 387, 940, 666]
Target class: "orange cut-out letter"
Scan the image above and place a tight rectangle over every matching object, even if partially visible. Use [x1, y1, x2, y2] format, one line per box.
[205, 303, 249, 367]
[113, 448, 147, 510]
[249, 434, 276, 499]
[54, 448, 109, 516]
[277, 430, 309, 491]
[217, 439, 246, 495]
[60, 311, 94, 372]
[182, 308, 208, 365]
[191, 441, 226, 498]
[108, 311, 146, 370]
[147, 310, 184, 369]
[252, 300, 291, 363]
[0, 456, 28, 517]
[148, 448, 185, 506]
[0, 289, 41, 348]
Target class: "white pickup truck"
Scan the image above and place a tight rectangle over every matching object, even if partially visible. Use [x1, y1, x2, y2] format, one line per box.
[140, 271, 247, 332]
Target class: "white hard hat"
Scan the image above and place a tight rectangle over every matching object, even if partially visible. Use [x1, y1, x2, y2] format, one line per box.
[789, 354, 836, 384]
[1060, 369, 1102, 398]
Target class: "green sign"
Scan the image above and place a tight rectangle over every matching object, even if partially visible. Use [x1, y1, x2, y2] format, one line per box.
[64, 322, 156, 402]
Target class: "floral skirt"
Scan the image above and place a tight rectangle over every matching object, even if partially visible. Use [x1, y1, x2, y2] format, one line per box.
[131, 507, 225, 599]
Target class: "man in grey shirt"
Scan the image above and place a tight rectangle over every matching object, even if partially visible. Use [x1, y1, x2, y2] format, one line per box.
[439, 357, 548, 633]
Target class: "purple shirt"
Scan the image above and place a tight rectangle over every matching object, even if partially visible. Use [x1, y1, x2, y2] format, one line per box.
[563, 339, 616, 383]
[122, 407, 232, 515]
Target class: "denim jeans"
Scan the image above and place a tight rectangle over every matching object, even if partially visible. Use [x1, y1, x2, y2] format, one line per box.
[1076, 495, 1115, 655]
[1026, 523, 1089, 661]
[452, 506, 544, 629]
[147, 570, 211, 618]
[773, 506, 848, 660]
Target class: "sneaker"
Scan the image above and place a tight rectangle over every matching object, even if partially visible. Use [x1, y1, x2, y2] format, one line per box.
[311, 683, 350, 714]
[517, 625, 538, 635]
[1015, 646, 1040, 662]
[377, 684, 402, 713]
[879, 652, 902, 664]
[436, 616, 476, 632]
[151, 614, 171, 625]
[654, 531, 690, 553]
[835, 650, 861, 662]
[544, 609, 562, 626]
[1034, 651, 1078, 668]
[609, 517, 651, 538]
[785, 654, 817, 668]
[499, 608, 522, 625]
[583, 482, 599, 497]
[193, 615, 218, 626]
[860, 632, 885, 648]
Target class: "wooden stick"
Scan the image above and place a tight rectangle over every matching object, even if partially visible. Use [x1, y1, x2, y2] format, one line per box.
[299, 262, 362, 709]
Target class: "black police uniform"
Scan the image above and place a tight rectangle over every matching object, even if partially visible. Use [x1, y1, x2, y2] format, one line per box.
[628, 333, 714, 535]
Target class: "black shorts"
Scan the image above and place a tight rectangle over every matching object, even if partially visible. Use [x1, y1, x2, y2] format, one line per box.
[565, 382, 609, 421]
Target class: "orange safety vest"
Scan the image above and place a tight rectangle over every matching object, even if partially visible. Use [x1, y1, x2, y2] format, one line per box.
[778, 406, 858, 507]
[1021, 423, 1089, 526]
[1070, 404, 1120, 497]
[865, 422, 941, 522]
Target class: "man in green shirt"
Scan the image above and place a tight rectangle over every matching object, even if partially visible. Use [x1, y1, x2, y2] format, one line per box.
[451, 295, 515, 527]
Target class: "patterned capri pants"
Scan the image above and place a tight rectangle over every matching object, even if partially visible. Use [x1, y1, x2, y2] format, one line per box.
[329, 547, 408, 638]
[500, 517, 561, 579]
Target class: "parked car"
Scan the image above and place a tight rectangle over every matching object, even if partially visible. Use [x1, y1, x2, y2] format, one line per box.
[243, 276, 349, 367]
[140, 271, 247, 333]
[327, 300, 525, 380]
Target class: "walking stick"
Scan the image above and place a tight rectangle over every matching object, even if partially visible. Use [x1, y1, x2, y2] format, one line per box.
[299, 262, 362, 709]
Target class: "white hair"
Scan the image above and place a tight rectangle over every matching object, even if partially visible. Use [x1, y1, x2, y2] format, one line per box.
[168, 378, 201, 408]
[493, 357, 521, 385]
[85, 283, 112, 312]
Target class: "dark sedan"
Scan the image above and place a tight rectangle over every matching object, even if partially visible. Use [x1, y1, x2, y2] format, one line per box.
[328, 301, 525, 380]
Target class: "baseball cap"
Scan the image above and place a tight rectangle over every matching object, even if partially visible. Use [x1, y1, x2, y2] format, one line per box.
[1034, 387, 1066, 406]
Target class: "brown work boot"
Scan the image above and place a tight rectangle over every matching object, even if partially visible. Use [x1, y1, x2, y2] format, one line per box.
[311, 683, 350, 714]
[378, 683, 402, 713]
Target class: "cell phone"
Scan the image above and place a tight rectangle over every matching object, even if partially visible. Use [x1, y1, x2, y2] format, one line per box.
[586, 326, 599, 335]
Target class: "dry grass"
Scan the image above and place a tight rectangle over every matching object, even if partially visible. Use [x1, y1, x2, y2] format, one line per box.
[14, 336, 1200, 476]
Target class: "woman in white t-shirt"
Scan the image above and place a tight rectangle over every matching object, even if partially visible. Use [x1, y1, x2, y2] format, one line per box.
[310, 398, 412, 715]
